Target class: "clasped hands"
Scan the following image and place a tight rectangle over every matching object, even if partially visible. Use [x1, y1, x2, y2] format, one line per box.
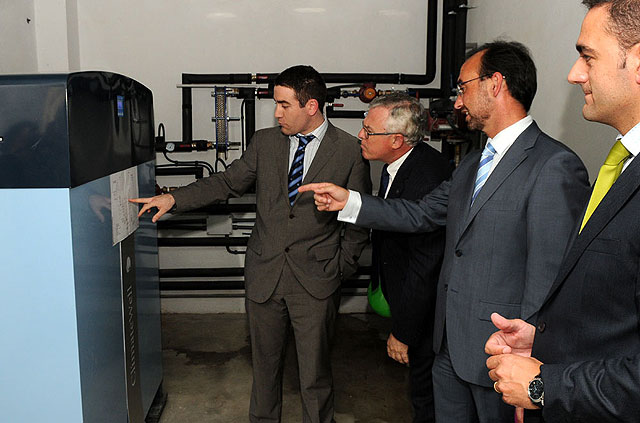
[485, 312, 543, 411]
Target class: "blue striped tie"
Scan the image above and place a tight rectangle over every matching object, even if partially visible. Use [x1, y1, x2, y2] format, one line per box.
[288, 134, 314, 206]
[471, 142, 496, 205]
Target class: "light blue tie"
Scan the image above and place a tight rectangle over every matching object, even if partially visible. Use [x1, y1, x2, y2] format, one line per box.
[471, 142, 496, 205]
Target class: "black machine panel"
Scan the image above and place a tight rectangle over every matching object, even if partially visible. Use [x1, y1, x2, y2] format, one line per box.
[0, 72, 155, 189]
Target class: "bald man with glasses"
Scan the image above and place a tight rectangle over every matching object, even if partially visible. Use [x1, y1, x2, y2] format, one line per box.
[300, 41, 590, 422]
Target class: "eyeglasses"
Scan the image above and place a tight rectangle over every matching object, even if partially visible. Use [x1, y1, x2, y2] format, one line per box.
[360, 128, 407, 140]
[455, 73, 497, 96]
[360, 116, 407, 140]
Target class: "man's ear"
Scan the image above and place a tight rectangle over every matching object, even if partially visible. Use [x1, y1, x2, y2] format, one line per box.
[305, 98, 320, 116]
[491, 72, 507, 98]
[391, 134, 405, 149]
[628, 44, 640, 85]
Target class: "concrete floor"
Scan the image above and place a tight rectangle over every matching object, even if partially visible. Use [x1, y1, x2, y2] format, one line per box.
[159, 313, 413, 422]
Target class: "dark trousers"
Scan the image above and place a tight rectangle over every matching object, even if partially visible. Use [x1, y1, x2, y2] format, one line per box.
[246, 263, 340, 423]
[408, 334, 436, 423]
[432, 341, 514, 423]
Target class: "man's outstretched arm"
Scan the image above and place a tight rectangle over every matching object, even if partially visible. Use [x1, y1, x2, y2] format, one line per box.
[298, 182, 350, 212]
[300, 178, 450, 233]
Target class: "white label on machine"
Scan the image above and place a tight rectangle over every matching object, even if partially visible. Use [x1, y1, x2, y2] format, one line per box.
[110, 167, 140, 246]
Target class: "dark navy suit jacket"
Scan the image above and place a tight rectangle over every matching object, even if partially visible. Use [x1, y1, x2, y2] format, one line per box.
[371, 142, 451, 347]
[528, 149, 640, 422]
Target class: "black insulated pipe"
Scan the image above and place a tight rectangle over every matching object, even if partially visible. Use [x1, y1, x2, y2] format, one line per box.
[244, 98, 256, 145]
[159, 265, 372, 282]
[160, 278, 370, 291]
[157, 221, 207, 231]
[161, 280, 246, 290]
[155, 166, 204, 178]
[160, 267, 245, 278]
[439, 0, 465, 98]
[158, 237, 248, 247]
[182, 86, 192, 142]
[452, 0, 470, 81]
[325, 106, 366, 120]
[182, 73, 253, 85]
[177, 203, 256, 214]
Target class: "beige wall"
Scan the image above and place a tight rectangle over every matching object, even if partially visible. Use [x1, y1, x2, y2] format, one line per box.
[0, 0, 37, 73]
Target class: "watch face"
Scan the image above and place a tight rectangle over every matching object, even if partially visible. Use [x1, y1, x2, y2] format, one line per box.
[528, 378, 544, 401]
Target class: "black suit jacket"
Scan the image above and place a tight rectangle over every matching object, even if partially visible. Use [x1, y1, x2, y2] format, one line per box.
[528, 150, 640, 422]
[371, 142, 452, 347]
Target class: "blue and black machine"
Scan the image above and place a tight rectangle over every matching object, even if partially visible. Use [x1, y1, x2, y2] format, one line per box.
[0, 72, 164, 423]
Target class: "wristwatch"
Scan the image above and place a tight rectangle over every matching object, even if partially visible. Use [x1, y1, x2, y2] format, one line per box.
[528, 373, 544, 408]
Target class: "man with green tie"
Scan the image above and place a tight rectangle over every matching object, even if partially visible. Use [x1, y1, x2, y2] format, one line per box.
[486, 1, 640, 422]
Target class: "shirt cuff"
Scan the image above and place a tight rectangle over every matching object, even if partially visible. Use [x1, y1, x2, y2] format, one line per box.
[337, 190, 362, 223]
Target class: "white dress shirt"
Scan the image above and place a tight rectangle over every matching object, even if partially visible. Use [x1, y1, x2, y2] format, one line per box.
[339, 116, 534, 223]
[482, 115, 533, 180]
[288, 118, 328, 178]
[379, 147, 414, 198]
[617, 121, 640, 173]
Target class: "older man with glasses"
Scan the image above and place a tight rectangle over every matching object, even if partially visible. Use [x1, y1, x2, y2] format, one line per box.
[300, 40, 590, 422]
[357, 93, 452, 422]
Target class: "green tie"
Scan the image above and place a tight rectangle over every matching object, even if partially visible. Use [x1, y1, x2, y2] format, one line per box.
[580, 140, 631, 232]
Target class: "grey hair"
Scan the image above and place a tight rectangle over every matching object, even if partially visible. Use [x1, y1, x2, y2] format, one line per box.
[368, 93, 427, 147]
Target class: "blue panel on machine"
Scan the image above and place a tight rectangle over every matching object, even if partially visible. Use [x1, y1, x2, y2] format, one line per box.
[0, 72, 162, 423]
[0, 188, 83, 422]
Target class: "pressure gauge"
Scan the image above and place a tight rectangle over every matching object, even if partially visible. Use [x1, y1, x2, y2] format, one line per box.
[165, 142, 176, 152]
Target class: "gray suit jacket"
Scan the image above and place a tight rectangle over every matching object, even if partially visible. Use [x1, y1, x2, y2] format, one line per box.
[172, 123, 372, 302]
[356, 122, 590, 386]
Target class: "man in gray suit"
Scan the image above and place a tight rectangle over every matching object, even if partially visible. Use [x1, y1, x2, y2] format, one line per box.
[300, 42, 590, 423]
[131, 65, 371, 423]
